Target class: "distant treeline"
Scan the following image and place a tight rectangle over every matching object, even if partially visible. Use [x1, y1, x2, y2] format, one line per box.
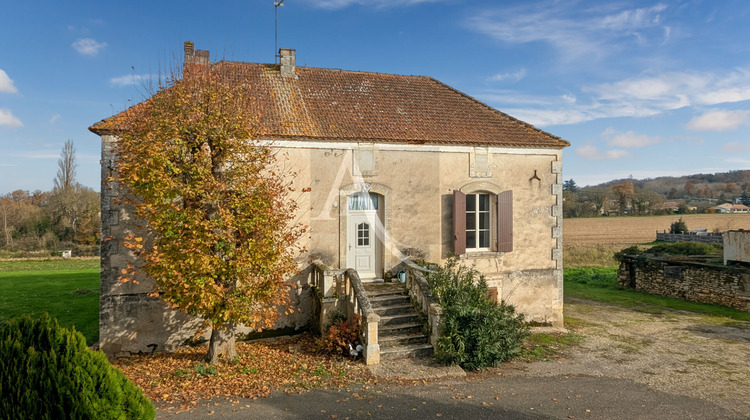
[0, 140, 99, 257]
[564, 170, 750, 218]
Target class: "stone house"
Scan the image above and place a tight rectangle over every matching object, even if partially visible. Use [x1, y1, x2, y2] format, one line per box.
[89, 42, 570, 356]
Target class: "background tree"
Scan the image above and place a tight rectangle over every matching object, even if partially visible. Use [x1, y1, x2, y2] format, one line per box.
[742, 192, 750, 206]
[116, 65, 306, 363]
[631, 186, 664, 215]
[612, 181, 635, 215]
[683, 181, 696, 196]
[49, 140, 99, 243]
[563, 179, 579, 193]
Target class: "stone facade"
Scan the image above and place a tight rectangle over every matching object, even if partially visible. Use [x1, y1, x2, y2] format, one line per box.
[618, 256, 750, 312]
[91, 43, 568, 356]
[98, 134, 312, 356]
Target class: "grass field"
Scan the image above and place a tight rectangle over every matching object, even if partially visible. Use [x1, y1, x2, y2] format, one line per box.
[563, 213, 750, 267]
[0, 258, 99, 345]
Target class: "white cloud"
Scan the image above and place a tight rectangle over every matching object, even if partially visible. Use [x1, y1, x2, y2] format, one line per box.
[0, 109, 22, 127]
[0, 69, 18, 94]
[109, 74, 152, 87]
[686, 109, 750, 131]
[72, 38, 107, 56]
[465, 2, 670, 62]
[9, 151, 59, 159]
[482, 67, 750, 126]
[487, 68, 526, 83]
[721, 142, 750, 153]
[48, 114, 61, 124]
[575, 144, 632, 160]
[602, 128, 661, 148]
[302, 0, 443, 9]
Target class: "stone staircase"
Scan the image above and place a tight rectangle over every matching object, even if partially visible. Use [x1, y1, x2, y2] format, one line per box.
[363, 282, 433, 360]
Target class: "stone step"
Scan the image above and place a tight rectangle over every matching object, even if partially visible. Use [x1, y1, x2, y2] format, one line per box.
[380, 332, 430, 347]
[373, 303, 414, 316]
[379, 313, 420, 326]
[379, 322, 423, 337]
[368, 295, 410, 307]
[363, 283, 407, 297]
[380, 343, 434, 360]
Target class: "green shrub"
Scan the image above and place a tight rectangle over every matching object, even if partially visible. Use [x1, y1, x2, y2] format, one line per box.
[427, 258, 529, 370]
[669, 218, 688, 234]
[614, 245, 642, 262]
[646, 241, 722, 256]
[0, 314, 154, 419]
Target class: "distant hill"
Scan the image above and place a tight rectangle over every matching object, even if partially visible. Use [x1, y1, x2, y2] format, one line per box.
[580, 170, 750, 198]
[563, 170, 750, 218]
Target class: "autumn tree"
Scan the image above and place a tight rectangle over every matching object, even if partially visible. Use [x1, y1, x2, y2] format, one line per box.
[683, 181, 696, 196]
[612, 181, 635, 215]
[115, 64, 306, 363]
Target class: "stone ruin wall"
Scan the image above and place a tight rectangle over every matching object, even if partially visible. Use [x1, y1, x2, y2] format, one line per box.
[618, 257, 750, 312]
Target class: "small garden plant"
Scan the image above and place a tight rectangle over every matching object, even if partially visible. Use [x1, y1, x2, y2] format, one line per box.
[0, 314, 154, 419]
[427, 258, 529, 370]
[319, 311, 361, 357]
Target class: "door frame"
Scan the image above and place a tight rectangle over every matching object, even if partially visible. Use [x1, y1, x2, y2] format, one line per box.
[339, 183, 390, 280]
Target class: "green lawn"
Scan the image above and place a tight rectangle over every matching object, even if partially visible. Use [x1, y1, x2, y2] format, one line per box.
[0, 258, 100, 345]
[564, 266, 750, 322]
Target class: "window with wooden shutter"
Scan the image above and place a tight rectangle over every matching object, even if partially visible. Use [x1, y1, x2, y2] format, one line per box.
[497, 190, 513, 252]
[453, 190, 466, 255]
[454, 189, 513, 254]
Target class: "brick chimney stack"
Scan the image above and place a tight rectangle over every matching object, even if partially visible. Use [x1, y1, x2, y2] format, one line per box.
[279, 48, 296, 77]
[184, 41, 210, 66]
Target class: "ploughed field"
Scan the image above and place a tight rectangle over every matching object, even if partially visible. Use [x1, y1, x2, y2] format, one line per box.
[564, 214, 750, 246]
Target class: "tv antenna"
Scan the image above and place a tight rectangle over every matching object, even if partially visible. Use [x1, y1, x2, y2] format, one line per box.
[274, 0, 285, 64]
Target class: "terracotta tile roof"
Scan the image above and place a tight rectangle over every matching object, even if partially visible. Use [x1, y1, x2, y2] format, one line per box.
[90, 61, 569, 149]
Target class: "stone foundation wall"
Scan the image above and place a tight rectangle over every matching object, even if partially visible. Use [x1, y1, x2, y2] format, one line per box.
[617, 257, 750, 312]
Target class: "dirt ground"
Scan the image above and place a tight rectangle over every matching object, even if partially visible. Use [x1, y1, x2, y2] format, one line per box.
[500, 297, 750, 417]
[564, 214, 750, 245]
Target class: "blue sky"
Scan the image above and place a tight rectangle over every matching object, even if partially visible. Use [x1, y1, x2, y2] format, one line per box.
[2, 0, 750, 194]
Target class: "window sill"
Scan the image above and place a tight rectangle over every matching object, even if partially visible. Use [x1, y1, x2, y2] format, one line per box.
[459, 251, 503, 259]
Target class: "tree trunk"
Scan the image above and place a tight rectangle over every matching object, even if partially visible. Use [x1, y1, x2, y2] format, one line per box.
[206, 323, 237, 364]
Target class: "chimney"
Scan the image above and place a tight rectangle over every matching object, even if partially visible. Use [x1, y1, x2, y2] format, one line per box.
[184, 40, 210, 66]
[279, 48, 296, 77]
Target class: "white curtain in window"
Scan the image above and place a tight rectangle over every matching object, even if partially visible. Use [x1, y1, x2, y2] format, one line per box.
[349, 192, 378, 210]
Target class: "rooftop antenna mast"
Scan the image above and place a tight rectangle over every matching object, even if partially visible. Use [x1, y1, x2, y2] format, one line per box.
[274, 0, 285, 64]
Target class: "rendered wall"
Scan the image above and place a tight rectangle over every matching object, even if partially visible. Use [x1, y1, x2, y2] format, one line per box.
[285, 142, 564, 327]
[99, 136, 565, 356]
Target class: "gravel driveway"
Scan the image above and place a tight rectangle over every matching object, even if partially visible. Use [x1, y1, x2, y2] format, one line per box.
[500, 297, 750, 417]
[157, 297, 750, 419]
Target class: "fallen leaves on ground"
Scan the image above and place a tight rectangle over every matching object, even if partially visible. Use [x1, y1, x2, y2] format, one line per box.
[111, 333, 373, 410]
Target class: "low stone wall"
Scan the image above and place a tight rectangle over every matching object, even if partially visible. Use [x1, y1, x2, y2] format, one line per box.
[618, 256, 750, 312]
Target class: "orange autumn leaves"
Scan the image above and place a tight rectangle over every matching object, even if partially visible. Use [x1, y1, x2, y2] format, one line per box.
[114, 66, 307, 345]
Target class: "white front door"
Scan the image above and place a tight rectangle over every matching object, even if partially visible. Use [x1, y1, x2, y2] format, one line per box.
[347, 211, 381, 280]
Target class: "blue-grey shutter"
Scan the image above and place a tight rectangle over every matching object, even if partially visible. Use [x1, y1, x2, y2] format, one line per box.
[497, 190, 513, 252]
[453, 190, 466, 255]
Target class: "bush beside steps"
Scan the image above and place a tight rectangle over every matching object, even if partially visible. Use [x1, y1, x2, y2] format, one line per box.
[0, 314, 155, 419]
[427, 258, 529, 370]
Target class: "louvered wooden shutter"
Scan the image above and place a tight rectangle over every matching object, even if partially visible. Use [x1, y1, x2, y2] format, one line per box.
[497, 190, 513, 252]
[453, 190, 466, 255]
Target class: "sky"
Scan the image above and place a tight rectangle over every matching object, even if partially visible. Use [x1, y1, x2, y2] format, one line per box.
[2, 0, 750, 194]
